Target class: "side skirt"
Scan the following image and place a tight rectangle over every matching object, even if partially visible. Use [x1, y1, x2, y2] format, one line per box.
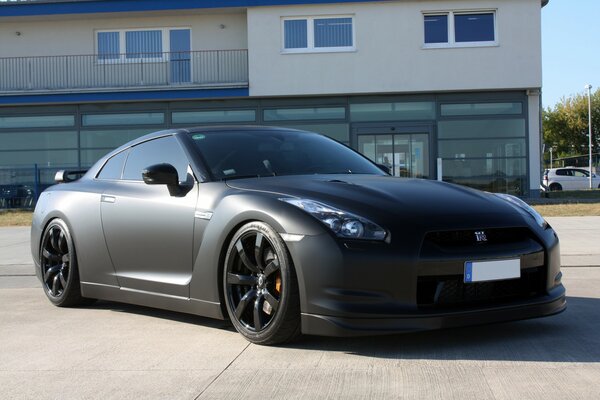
[81, 282, 224, 320]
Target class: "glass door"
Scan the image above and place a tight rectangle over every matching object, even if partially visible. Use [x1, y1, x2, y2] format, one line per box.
[357, 130, 430, 179]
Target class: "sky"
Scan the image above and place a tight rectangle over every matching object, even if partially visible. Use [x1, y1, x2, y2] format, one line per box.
[542, 0, 600, 109]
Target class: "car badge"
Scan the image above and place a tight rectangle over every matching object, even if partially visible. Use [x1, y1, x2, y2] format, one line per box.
[474, 231, 488, 242]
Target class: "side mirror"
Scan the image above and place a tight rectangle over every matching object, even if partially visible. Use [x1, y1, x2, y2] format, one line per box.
[376, 163, 391, 175]
[142, 163, 179, 186]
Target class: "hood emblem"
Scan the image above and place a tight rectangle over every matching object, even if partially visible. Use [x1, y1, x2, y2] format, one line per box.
[474, 231, 488, 242]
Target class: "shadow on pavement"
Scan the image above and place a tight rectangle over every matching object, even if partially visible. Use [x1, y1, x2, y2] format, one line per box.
[88, 300, 235, 331]
[80, 296, 599, 363]
[290, 296, 600, 363]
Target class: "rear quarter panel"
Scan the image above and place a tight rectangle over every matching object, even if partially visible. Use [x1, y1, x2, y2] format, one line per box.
[31, 181, 119, 287]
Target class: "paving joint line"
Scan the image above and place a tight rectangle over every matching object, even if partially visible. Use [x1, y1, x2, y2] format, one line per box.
[193, 342, 251, 400]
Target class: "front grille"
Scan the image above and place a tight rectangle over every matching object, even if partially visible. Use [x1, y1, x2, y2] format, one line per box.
[425, 227, 533, 247]
[417, 266, 546, 309]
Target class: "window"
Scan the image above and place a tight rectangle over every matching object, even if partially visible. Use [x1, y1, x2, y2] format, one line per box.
[350, 102, 436, 122]
[424, 15, 448, 44]
[125, 30, 162, 59]
[96, 28, 189, 62]
[282, 16, 354, 52]
[172, 110, 256, 124]
[0, 115, 74, 129]
[263, 107, 346, 121]
[441, 102, 522, 117]
[122, 136, 189, 182]
[82, 113, 165, 127]
[97, 150, 128, 180]
[423, 11, 496, 47]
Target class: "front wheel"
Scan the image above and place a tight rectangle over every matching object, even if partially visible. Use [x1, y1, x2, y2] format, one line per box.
[223, 222, 301, 345]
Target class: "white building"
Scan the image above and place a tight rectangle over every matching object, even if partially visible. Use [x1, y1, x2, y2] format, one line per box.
[0, 0, 548, 201]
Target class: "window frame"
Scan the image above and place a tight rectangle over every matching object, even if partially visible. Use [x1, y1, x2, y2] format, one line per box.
[422, 10, 498, 49]
[281, 15, 356, 54]
[95, 27, 191, 64]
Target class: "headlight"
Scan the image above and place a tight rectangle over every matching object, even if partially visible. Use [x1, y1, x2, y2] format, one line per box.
[280, 198, 387, 241]
[494, 193, 547, 229]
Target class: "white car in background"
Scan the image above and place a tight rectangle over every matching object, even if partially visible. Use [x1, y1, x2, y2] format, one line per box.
[543, 167, 600, 191]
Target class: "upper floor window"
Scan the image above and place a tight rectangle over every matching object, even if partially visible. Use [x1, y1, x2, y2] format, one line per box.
[424, 11, 496, 48]
[96, 28, 190, 62]
[282, 16, 355, 53]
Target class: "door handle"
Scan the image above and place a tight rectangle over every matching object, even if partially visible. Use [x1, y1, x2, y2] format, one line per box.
[101, 195, 116, 203]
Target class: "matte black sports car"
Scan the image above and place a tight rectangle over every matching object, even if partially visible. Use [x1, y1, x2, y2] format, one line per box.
[31, 126, 566, 345]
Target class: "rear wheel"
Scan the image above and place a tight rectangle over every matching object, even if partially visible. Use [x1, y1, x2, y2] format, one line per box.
[40, 219, 93, 307]
[223, 222, 301, 345]
[549, 183, 562, 191]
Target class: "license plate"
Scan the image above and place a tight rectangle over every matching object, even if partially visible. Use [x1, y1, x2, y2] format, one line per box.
[464, 259, 520, 283]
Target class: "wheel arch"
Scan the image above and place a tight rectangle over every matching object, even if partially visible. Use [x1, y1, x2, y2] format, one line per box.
[189, 194, 324, 316]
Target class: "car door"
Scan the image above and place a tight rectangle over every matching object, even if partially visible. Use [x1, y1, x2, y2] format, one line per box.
[100, 135, 198, 297]
[572, 169, 590, 190]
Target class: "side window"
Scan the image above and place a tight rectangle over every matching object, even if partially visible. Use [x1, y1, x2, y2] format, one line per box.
[555, 169, 568, 176]
[573, 170, 589, 177]
[122, 136, 190, 182]
[97, 150, 128, 180]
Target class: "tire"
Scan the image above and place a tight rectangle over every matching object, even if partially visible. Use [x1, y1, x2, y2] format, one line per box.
[549, 183, 562, 191]
[223, 221, 301, 345]
[39, 219, 94, 307]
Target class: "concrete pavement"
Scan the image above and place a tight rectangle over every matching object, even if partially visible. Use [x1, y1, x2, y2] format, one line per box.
[1, 220, 600, 399]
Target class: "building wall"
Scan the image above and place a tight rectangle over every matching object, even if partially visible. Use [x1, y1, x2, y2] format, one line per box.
[0, 12, 248, 56]
[247, 0, 542, 97]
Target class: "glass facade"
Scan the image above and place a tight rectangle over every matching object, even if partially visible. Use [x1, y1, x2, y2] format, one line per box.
[0, 92, 533, 209]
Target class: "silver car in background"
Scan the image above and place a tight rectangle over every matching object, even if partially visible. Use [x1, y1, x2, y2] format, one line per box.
[543, 167, 600, 191]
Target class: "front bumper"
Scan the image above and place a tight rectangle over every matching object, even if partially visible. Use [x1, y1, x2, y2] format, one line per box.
[286, 221, 564, 337]
[301, 285, 566, 336]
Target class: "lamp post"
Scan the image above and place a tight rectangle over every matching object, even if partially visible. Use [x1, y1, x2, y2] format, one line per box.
[549, 146, 553, 168]
[585, 84, 593, 189]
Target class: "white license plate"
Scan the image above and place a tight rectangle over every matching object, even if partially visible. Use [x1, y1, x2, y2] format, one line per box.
[464, 259, 520, 283]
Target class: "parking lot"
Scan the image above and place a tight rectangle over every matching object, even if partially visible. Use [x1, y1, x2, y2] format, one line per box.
[1, 218, 600, 399]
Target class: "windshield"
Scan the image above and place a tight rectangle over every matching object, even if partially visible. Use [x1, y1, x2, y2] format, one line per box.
[189, 129, 385, 180]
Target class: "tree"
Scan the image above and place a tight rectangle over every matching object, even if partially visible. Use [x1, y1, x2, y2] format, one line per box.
[543, 88, 600, 163]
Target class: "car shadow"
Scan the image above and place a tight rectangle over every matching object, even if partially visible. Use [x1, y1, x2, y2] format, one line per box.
[83, 296, 600, 363]
[88, 300, 235, 332]
[289, 296, 600, 363]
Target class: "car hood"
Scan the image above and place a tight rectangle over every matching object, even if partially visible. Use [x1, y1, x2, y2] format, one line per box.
[226, 175, 531, 231]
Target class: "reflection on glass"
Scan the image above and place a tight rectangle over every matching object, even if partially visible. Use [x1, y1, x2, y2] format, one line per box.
[438, 119, 525, 139]
[441, 102, 522, 116]
[0, 131, 77, 150]
[357, 133, 429, 179]
[82, 113, 164, 126]
[172, 110, 256, 124]
[441, 158, 526, 195]
[350, 102, 435, 122]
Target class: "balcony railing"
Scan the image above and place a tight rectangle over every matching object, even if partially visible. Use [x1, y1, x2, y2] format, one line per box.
[0, 49, 248, 93]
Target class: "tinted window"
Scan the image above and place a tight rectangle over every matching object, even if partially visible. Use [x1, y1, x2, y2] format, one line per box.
[284, 20, 308, 49]
[573, 170, 589, 177]
[97, 150, 128, 180]
[555, 169, 568, 176]
[122, 136, 190, 181]
[314, 18, 353, 48]
[455, 13, 495, 43]
[189, 129, 384, 180]
[424, 15, 448, 44]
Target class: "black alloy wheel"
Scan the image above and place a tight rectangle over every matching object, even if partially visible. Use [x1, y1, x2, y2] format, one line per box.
[224, 222, 300, 345]
[40, 219, 90, 307]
